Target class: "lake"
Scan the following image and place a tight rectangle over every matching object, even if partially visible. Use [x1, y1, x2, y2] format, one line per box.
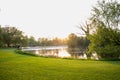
[22, 46, 87, 59]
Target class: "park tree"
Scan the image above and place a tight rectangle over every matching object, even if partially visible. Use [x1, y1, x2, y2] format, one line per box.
[90, 0, 120, 29]
[67, 33, 89, 48]
[28, 36, 36, 46]
[1, 26, 24, 47]
[0, 25, 3, 47]
[0, 25, 28, 47]
[21, 35, 29, 47]
[67, 33, 78, 48]
[78, 22, 91, 38]
[67, 33, 90, 57]
[85, 0, 120, 59]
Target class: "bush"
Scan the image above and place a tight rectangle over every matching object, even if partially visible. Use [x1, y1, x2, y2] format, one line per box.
[97, 45, 120, 59]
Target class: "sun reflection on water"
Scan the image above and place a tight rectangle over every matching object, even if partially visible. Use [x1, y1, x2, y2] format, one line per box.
[58, 49, 71, 58]
[35, 50, 39, 54]
[24, 46, 88, 59]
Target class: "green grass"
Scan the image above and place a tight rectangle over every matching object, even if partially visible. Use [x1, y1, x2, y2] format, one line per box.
[0, 49, 120, 80]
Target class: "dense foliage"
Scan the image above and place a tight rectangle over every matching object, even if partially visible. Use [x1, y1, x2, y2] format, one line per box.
[85, 0, 120, 59]
[0, 25, 67, 47]
[67, 33, 90, 53]
[0, 26, 26, 47]
[88, 25, 120, 59]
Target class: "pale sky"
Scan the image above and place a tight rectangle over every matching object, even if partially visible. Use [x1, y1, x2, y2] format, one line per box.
[0, 0, 98, 39]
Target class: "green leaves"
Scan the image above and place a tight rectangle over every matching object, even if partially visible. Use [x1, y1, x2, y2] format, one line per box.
[91, 0, 120, 29]
[87, 0, 120, 59]
[1, 26, 25, 47]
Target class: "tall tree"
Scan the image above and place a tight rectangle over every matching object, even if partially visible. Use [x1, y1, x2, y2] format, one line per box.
[28, 36, 37, 46]
[87, 0, 120, 59]
[67, 33, 78, 48]
[21, 35, 29, 47]
[1, 26, 24, 47]
[91, 0, 120, 29]
[0, 25, 3, 47]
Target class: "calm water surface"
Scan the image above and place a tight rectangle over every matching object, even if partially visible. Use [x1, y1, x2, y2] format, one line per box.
[22, 46, 87, 59]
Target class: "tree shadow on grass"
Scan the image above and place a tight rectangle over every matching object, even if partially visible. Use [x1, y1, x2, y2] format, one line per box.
[100, 60, 120, 66]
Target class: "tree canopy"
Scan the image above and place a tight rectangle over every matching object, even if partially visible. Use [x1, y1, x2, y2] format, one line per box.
[0, 26, 26, 47]
[84, 0, 120, 59]
[0, 25, 67, 48]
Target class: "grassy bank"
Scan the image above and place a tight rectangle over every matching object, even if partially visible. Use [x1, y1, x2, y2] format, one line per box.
[0, 49, 120, 80]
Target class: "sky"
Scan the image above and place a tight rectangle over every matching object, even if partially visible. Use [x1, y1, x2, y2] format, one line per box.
[0, 0, 98, 39]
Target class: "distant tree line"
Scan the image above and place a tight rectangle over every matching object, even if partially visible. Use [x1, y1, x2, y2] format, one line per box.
[28, 36, 67, 46]
[37, 37, 67, 46]
[67, 33, 89, 49]
[0, 25, 88, 52]
[67, 33, 90, 56]
[0, 25, 67, 48]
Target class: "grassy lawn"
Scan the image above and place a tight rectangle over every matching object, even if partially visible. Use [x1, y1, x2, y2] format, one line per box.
[0, 49, 120, 80]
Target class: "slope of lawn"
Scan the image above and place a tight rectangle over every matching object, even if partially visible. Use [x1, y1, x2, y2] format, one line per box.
[0, 49, 120, 80]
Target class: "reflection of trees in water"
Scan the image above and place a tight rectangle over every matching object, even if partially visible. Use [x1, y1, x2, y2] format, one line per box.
[67, 48, 86, 58]
[39, 49, 59, 57]
[27, 47, 87, 59]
